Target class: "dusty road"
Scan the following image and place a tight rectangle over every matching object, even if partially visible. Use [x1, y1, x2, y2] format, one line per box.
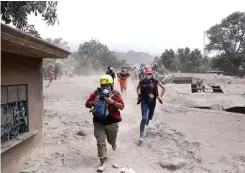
[23, 75, 245, 173]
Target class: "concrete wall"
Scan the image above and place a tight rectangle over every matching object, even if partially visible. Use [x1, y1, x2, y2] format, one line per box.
[1, 52, 43, 173]
[172, 77, 193, 84]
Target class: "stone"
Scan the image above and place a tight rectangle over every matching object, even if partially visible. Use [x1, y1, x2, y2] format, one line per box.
[77, 129, 87, 136]
[159, 157, 187, 170]
[113, 164, 119, 168]
[117, 167, 136, 173]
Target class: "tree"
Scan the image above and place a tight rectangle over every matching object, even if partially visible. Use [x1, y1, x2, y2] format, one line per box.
[171, 57, 181, 72]
[1, 1, 59, 37]
[206, 11, 245, 75]
[177, 47, 191, 71]
[42, 38, 70, 78]
[156, 47, 208, 73]
[43, 59, 64, 80]
[159, 49, 175, 71]
[45, 38, 70, 51]
[73, 39, 125, 74]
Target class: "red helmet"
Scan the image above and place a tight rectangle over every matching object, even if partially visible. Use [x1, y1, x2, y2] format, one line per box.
[145, 67, 153, 74]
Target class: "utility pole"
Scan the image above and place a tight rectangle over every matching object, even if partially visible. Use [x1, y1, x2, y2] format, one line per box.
[203, 30, 206, 56]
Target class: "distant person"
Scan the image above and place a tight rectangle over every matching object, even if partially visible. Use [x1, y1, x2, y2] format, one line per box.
[136, 67, 165, 144]
[133, 67, 139, 80]
[85, 74, 124, 172]
[118, 67, 130, 95]
[138, 64, 147, 81]
[106, 66, 111, 74]
[106, 67, 116, 89]
[46, 69, 54, 87]
[49, 69, 53, 83]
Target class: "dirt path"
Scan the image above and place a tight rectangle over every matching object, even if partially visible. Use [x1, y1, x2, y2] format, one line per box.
[23, 76, 245, 173]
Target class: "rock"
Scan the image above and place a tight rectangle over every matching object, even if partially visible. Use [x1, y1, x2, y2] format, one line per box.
[118, 167, 136, 173]
[77, 129, 87, 136]
[113, 164, 119, 168]
[159, 157, 187, 170]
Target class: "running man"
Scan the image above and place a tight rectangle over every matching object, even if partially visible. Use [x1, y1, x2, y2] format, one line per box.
[118, 67, 130, 95]
[85, 74, 124, 172]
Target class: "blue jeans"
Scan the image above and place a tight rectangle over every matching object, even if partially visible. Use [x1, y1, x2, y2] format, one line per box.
[140, 99, 156, 137]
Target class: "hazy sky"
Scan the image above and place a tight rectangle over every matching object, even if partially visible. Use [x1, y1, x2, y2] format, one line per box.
[28, 0, 245, 54]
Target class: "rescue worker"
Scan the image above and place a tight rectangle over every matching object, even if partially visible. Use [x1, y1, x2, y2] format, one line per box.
[136, 67, 165, 143]
[118, 67, 130, 95]
[85, 74, 124, 172]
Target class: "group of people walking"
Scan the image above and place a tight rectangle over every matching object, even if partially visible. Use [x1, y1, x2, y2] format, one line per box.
[85, 66, 165, 172]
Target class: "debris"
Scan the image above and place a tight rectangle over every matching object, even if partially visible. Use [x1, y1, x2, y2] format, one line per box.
[21, 162, 42, 173]
[113, 164, 119, 168]
[159, 157, 187, 170]
[210, 104, 224, 111]
[53, 152, 64, 159]
[62, 158, 65, 165]
[77, 129, 87, 136]
[117, 167, 136, 173]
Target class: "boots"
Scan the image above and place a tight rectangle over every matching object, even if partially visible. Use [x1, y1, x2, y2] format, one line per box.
[97, 157, 107, 172]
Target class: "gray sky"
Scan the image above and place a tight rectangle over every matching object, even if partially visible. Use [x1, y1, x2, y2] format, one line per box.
[28, 0, 245, 55]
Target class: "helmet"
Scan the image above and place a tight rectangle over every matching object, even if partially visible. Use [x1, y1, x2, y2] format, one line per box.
[145, 67, 153, 74]
[110, 67, 113, 70]
[100, 74, 113, 85]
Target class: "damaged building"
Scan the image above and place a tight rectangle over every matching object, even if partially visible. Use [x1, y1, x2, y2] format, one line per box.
[164, 73, 245, 114]
[1, 24, 70, 173]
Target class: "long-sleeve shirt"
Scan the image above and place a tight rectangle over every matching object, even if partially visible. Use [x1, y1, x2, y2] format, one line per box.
[85, 89, 124, 125]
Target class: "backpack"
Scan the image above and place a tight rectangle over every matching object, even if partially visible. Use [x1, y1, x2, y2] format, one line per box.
[92, 89, 119, 119]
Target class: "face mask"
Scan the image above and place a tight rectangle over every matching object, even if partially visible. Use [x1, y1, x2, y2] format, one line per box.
[101, 85, 111, 92]
[145, 74, 152, 79]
